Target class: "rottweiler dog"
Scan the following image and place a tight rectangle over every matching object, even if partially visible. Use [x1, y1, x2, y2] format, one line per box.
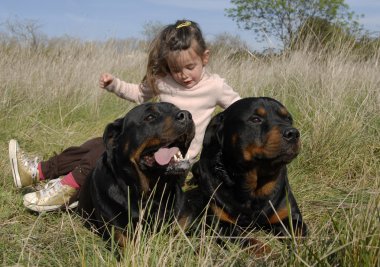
[180, 97, 307, 252]
[78, 102, 195, 247]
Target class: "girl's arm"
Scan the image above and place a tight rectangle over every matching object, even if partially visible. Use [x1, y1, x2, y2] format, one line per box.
[217, 81, 241, 109]
[99, 73, 155, 104]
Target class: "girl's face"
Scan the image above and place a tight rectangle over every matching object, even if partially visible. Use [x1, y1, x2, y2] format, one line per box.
[167, 45, 209, 89]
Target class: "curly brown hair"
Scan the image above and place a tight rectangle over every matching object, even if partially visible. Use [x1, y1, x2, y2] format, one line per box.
[142, 20, 208, 95]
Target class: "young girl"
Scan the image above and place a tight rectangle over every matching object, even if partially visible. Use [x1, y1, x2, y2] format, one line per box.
[9, 19, 241, 213]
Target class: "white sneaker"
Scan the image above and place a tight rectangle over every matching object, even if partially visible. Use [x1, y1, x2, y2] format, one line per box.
[9, 139, 40, 188]
[23, 178, 78, 212]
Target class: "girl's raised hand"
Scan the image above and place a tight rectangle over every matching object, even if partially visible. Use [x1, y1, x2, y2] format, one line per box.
[99, 73, 114, 89]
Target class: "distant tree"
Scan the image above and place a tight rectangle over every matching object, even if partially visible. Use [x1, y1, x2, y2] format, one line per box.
[2, 17, 46, 50]
[226, 0, 361, 49]
[291, 17, 349, 50]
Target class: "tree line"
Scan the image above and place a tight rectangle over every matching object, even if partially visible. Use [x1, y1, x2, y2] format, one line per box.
[226, 0, 379, 55]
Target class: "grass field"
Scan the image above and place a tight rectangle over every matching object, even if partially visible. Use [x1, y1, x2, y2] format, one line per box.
[0, 39, 379, 266]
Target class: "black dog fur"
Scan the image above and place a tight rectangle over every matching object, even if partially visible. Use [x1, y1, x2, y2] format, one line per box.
[180, 97, 307, 252]
[78, 102, 195, 246]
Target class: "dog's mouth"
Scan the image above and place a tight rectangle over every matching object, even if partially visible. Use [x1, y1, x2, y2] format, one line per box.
[142, 146, 189, 166]
[140, 138, 191, 174]
[153, 147, 189, 165]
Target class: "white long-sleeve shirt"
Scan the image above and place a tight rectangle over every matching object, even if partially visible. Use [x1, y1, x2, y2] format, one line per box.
[105, 71, 241, 162]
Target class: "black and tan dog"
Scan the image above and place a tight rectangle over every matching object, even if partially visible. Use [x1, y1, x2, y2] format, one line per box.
[180, 97, 307, 251]
[78, 102, 195, 247]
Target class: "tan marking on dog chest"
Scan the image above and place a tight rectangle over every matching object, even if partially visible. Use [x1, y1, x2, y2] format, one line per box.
[244, 169, 258, 191]
[210, 204, 236, 224]
[255, 180, 277, 197]
[268, 206, 289, 224]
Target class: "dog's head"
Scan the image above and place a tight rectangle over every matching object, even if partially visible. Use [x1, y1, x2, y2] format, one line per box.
[202, 97, 300, 171]
[103, 102, 195, 180]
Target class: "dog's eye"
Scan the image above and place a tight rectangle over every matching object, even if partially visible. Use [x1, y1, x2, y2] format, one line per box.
[285, 115, 293, 123]
[144, 114, 156, 122]
[250, 116, 262, 124]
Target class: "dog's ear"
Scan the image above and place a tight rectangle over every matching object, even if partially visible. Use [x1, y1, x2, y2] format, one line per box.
[215, 114, 224, 146]
[202, 112, 224, 154]
[103, 117, 124, 150]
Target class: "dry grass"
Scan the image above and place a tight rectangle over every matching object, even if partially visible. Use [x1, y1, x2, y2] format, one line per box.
[0, 38, 379, 266]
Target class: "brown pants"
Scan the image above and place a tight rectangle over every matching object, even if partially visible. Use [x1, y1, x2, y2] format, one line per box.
[40, 137, 105, 186]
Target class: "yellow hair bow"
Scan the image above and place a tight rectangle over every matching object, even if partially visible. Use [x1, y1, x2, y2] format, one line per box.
[176, 21, 191, 29]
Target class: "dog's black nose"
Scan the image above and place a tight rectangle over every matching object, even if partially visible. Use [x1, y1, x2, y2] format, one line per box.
[283, 127, 300, 141]
[176, 110, 192, 122]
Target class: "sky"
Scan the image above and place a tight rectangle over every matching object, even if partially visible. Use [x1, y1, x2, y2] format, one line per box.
[0, 0, 379, 51]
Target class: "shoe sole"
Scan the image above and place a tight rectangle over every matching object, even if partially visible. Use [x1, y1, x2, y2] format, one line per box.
[9, 139, 22, 188]
[23, 200, 79, 213]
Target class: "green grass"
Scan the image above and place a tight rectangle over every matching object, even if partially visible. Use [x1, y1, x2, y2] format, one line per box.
[0, 39, 379, 266]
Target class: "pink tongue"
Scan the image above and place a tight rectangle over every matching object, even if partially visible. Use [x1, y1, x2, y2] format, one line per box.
[154, 147, 180, 165]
